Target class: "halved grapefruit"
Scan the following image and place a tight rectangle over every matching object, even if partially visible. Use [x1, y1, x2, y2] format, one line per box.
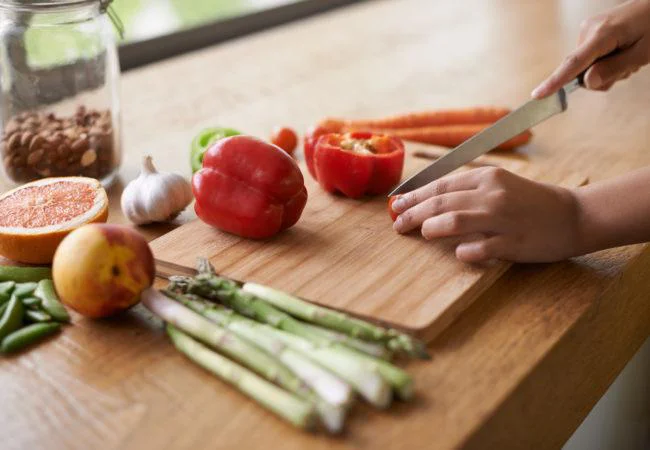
[0, 177, 108, 264]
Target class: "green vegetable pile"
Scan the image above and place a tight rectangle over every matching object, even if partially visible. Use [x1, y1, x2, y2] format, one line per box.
[142, 258, 429, 434]
[0, 266, 70, 354]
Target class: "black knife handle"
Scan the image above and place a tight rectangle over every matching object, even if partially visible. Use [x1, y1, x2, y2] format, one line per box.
[576, 49, 622, 87]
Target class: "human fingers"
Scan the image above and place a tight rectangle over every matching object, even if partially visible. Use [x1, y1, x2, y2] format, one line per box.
[393, 191, 480, 233]
[420, 211, 504, 240]
[532, 22, 620, 98]
[455, 235, 511, 263]
[391, 168, 490, 214]
[583, 43, 647, 89]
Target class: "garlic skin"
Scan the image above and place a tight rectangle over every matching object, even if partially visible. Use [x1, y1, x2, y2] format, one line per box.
[121, 155, 193, 225]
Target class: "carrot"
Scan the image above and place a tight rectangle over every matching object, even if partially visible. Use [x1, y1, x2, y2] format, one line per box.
[326, 108, 512, 130]
[347, 124, 532, 151]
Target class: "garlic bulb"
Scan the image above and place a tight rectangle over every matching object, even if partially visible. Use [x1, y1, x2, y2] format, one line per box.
[121, 155, 193, 225]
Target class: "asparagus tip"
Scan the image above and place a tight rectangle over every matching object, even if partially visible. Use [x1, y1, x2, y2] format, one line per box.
[387, 334, 431, 360]
[196, 257, 217, 275]
[411, 342, 431, 360]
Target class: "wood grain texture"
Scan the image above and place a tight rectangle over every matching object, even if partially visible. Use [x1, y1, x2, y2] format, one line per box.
[151, 149, 585, 339]
[462, 247, 650, 449]
[1, 0, 650, 449]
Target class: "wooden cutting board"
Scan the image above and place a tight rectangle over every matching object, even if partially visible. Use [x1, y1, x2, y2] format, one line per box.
[150, 144, 586, 342]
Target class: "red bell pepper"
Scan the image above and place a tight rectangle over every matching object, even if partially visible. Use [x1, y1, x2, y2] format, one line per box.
[303, 120, 344, 179]
[192, 136, 308, 239]
[308, 131, 405, 198]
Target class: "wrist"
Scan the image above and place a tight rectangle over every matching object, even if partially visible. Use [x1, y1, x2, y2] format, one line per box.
[571, 186, 604, 257]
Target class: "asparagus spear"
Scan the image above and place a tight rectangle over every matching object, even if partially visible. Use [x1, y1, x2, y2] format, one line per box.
[242, 282, 386, 339]
[166, 325, 316, 430]
[338, 345, 414, 401]
[242, 282, 430, 360]
[143, 289, 345, 432]
[181, 285, 389, 360]
[170, 275, 322, 342]
[191, 259, 428, 359]
[171, 275, 413, 401]
[143, 289, 309, 395]
[300, 322, 392, 360]
[248, 321, 393, 408]
[167, 291, 352, 405]
[170, 279, 394, 407]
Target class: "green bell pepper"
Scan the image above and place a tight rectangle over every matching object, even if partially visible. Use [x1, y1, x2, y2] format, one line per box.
[191, 127, 242, 173]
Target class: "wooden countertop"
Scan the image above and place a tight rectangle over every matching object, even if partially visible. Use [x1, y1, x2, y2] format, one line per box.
[3, 0, 650, 448]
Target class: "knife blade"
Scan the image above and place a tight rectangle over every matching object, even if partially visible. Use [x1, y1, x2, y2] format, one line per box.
[388, 78, 582, 196]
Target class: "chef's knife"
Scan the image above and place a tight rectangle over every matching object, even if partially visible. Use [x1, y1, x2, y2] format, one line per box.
[388, 78, 582, 196]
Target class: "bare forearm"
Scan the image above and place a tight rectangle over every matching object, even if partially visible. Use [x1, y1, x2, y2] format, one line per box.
[574, 167, 650, 254]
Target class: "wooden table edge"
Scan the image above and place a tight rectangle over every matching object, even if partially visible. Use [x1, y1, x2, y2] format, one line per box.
[460, 243, 650, 449]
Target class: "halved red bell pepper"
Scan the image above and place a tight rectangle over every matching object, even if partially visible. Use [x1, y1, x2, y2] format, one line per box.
[309, 131, 405, 198]
[192, 135, 308, 239]
[303, 120, 344, 179]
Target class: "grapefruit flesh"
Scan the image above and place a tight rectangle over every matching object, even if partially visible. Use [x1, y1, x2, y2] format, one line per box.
[0, 177, 108, 264]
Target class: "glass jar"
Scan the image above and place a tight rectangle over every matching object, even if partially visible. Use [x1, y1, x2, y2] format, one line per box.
[0, 0, 121, 187]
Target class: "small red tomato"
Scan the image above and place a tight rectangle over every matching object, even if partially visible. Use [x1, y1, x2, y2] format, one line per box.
[388, 196, 399, 222]
[271, 127, 298, 156]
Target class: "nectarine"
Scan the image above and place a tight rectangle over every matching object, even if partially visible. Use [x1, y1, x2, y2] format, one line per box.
[52, 224, 155, 318]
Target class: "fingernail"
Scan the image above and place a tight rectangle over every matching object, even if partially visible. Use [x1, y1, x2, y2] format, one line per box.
[531, 84, 545, 99]
[393, 217, 403, 231]
[392, 198, 406, 212]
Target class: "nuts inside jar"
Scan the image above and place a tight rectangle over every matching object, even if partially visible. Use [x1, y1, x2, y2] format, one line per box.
[1, 106, 118, 183]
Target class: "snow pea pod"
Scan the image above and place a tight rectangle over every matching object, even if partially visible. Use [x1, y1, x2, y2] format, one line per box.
[21, 297, 41, 309]
[0, 295, 23, 340]
[0, 266, 51, 283]
[13, 282, 38, 299]
[34, 280, 69, 322]
[1, 322, 60, 354]
[25, 310, 52, 323]
[0, 281, 15, 303]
